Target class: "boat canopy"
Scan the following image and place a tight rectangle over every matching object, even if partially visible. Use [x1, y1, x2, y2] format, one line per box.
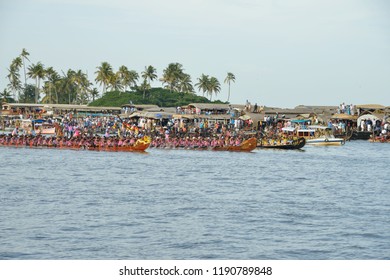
[291, 119, 311, 123]
[282, 127, 296, 132]
[308, 125, 330, 130]
[32, 119, 45, 124]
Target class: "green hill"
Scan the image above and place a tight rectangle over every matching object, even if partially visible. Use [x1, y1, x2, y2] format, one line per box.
[89, 88, 226, 107]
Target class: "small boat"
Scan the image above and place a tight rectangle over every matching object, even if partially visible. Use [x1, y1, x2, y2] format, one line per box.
[258, 137, 306, 150]
[283, 125, 346, 146]
[212, 137, 257, 152]
[305, 135, 345, 146]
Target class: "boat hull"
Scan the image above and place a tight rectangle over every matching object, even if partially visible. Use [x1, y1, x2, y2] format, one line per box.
[258, 137, 306, 150]
[306, 138, 345, 146]
[212, 137, 257, 152]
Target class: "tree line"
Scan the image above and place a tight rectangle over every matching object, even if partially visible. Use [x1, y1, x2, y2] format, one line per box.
[2, 49, 236, 105]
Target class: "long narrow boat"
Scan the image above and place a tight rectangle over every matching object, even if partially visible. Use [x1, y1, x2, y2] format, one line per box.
[212, 137, 257, 152]
[87, 138, 151, 152]
[257, 137, 306, 150]
[0, 136, 152, 152]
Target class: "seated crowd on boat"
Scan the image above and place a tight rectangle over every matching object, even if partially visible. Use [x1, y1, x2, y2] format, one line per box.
[0, 134, 152, 151]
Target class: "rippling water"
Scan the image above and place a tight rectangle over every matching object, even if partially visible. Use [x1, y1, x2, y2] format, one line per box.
[1, 141, 389, 259]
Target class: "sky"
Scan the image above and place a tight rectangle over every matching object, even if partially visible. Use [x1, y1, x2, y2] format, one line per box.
[0, 0, 389, 108]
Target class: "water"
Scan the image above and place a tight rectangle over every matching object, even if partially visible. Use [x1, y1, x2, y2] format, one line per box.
[0, 141, 389, 259]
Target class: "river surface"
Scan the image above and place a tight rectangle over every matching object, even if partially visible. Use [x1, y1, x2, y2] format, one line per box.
[0, 141, 389, 259]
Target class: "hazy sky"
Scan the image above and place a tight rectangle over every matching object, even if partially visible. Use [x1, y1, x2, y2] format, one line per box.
[1, 0, 389, 107]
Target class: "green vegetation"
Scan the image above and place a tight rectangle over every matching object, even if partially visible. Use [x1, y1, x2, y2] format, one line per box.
[4, 48, 236, 106]
[89, 88, 226, 107]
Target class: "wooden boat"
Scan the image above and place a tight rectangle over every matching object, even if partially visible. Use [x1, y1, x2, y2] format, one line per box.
[1, 136, 152, 152]
[369, 136, 390, 143]
[258, 137, 306, 150]
[87, 136, 151, 152]
[212, 137, 257, 152]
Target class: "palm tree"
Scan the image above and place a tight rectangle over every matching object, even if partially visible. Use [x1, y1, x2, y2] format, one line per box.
[117, 65, 130, 93]
[7, 65, 22, 102]
[224, 72, 235, 102]
[141, 65, 157, 99]
[108, 73, 123, 92]
[43, 67, 60, 103]
[11, 57, 23, 70]
[60, 69, 76, 104]
[90, 87, 99, 102]
[1, 89, 13, 103]
[27, 62, 45, 103]
[195, 74, 210, 97]
[95, 62, 114, 94]
[72, 70, 89, 104]
[160, 63, 184, 92]
[128, 70, 139, 89]
[142, 65, 157, 84]
[178, 73, 194, 93]
[139, 79, 151, 99]
[20, 48, 30, 88]
[207, 77, 221, 101]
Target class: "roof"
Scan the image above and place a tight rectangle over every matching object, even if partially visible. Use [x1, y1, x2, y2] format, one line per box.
[47, 104, 121, 111]
[187, 103, 231, 110]
[128, 111, 173, 119]
[356, 104, 385, 109]
[1, 103, 121, 111]
[2, 103, 45, 107]
[357, 113, 384, 121]
[331, 113, 358, 120]
[121, 104, 160, 110]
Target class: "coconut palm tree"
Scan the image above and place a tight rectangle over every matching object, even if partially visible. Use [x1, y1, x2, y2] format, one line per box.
[1, 89, 13, 103]
[20, 48, 30, 88]
[7, 57, 23, 101]
[27, 62, 45, 103]
[178, 73, 194, 93]
[117, 65, 130, 93]
[108, 73, 123, 92]
[142, 65, 157, 85]
[72, 69, 90, 104]
[141, 65, 157, 99]
[139, 79, 151, 99]
[160, 63, 184, 92]
[43, 67, 60, 103]
[128, 70, 139, 89]
[90, 87, 99, 102]
[95, 62, 114, 94]
[207, 77, 221, 101]
[195, 74, 210, 97]
[7, 65, 22, 102]
[224, 72, 235, 102]
[11, 57, 23, 71]
[60, 69, 76, 104]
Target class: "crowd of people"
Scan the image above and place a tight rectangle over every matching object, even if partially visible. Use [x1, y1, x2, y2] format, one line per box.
[0, 134, 152, 150]
[2, 105, 390, 149]
[338, 102, 356, 115]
